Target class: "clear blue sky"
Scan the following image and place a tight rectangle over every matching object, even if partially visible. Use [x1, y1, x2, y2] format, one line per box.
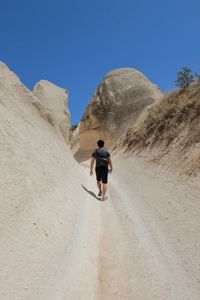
[1, 0, 200, 124]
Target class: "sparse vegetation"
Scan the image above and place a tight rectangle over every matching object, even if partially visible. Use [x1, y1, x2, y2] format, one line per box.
[120, 80, 200, 175]
[175, 67, 194, 89]
[175, 67, 200, 89]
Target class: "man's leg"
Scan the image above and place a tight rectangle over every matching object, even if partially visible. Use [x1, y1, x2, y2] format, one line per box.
[97, 180, 102, 192]
[95, 167, 102, 195]
[102, 168, 108, 199]
[102, 183, 107, 197]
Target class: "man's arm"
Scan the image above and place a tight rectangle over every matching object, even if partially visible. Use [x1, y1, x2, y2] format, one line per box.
[108, 156, 113, 173]
[90, 157, 95, 176]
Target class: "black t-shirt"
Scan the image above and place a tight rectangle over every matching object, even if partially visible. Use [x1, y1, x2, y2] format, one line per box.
[92, 148, 110, 168]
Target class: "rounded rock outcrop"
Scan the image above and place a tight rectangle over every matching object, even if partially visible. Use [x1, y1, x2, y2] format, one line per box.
[79, 67, 163, 151]
[33, 80, 70, 144]
[80, 68, 162, 151]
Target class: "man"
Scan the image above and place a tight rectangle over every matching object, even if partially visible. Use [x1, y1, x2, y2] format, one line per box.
[90, 140, 113, 200]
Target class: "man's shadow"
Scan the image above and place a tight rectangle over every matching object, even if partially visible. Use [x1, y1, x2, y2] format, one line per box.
[81, 185, 102, 201]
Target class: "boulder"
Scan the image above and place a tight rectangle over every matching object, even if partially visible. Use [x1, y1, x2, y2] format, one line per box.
[33, 80, 70, 144]
[79, 68, 163, 151]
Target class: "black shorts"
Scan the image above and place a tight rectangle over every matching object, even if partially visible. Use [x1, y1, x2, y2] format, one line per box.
[95, 166, 109, 184]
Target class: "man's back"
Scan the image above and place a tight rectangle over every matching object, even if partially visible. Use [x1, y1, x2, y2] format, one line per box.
[92, 147, 110, 168]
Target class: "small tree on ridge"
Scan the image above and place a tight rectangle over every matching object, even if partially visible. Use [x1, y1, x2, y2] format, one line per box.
[175, 67, 194, 89]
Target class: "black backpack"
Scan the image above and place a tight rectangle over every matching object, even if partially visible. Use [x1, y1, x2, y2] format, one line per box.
[95, 149, 109, 167]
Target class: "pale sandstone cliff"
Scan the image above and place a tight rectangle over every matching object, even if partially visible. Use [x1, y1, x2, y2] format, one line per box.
[79, 68, 163, 152]
[33, 80, 70, 144]
[0, 62, 98, 300]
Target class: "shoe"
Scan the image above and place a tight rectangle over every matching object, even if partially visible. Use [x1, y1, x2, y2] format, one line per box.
[102, 195, 107, 201]
[98, 191, 102, 197]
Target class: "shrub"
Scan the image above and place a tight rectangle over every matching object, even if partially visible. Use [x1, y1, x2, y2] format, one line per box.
[175, 67, 194, 89]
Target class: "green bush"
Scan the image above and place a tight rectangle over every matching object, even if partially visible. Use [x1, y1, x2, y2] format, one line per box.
[175, 67, 194, 89]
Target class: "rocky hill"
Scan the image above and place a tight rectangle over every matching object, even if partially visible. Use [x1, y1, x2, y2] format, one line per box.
[78, 68, 163, 152]
[116, 81, 200, 175]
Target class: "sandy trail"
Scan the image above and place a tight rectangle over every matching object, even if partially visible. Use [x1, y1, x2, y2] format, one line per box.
[79, 155, 200, 300]
[1, 152, 200, 300]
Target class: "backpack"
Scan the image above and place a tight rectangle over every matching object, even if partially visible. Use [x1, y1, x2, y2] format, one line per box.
[95, 149, 109, 167]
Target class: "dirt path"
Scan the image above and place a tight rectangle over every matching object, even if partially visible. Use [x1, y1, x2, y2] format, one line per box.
[80, 155, 200, 300]
[2, 153, 199, 300]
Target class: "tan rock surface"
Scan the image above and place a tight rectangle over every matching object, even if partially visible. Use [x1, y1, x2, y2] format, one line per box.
[33, 80, 70, 144]
[79, 67, 163, 151]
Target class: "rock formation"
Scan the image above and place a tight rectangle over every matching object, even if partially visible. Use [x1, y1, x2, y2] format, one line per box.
[33, 80, 70, 144]
[0, 62, 94, 299]
[79, 68, 163, 151]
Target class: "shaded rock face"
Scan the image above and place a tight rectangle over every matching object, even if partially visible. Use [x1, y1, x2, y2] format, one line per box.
[70, 123, 80, 153]
[33, 80, 70, 144]
[79, 68, 163, 151]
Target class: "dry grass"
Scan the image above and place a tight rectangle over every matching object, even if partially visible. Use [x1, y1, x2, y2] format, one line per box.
[119, 81, 200, 175]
